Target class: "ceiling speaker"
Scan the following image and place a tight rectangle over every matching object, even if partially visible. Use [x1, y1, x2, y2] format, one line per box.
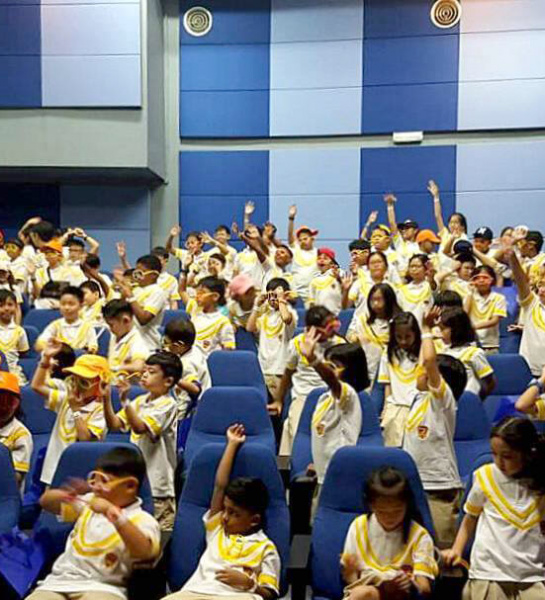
[183, 6, 213, 37]
[430, 0, 462, 29]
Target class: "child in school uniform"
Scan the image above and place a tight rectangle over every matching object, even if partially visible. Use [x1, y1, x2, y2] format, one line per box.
[80, 280, 106, 328]
[443, 417, 545, 600]
[436, 251, 476, 302]
[0, 371, 32, 488]
[341, 467, 437, 600]
[27, 446, 161, 600]
[429, 179, 468, 251]
[152, 246, 181, 309]
[5, 238, 30, 295]
[403, 307, 467, 549]
[515, 365, 545, 419]
[397, 254, 434, 326]
[228, 274, 258, 330]
[346, 251, 391, 315]
[32, 349, 110, 486]
[201, 226, 238, 281]
[287, 205, 319, 303]
[308, 248, 343, 315]
[31, 239, 86, 299]
[161, 424, 281, 600]
[167, 226, 209, 281]
[36, 286, 98, 353]
[0, 259, 24, 322]
[104, 351, 181, 530]
[247, 278, 298, 401]
[384, 193, 420, 275]
[0, 289, 30, 385]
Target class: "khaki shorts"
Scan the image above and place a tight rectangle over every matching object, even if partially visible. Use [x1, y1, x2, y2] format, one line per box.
[279, 395, 305, 456]
[381, 403, 410, 447]
[264, 374, 282, 400]
[162, 591, 257, 600]
[154, 496, 176, 531]
[426, 488, 462, 549]
[463, 580, 545, 600]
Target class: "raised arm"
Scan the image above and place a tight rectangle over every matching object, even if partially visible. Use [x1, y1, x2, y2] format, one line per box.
[428, 180, 445, 234]
[31, 340, 63, 398]
[246, 293, 267, 333]
[73, 228, 100, 255]
[421, 308, 442, 390]
[507, 244, 531, 301]
[300, 327, 342, 398]
[210, 424, 246, 516]
[360, 210, 378, 240]
[116, 241, 131, 271]
[103, 383, 125, 432]
[287, 205, 297, 246]
[384, 194, 399, 237]
[243, 201, 255, 230]
[515, 367, 545, 415]
[166, 225, 181, 257]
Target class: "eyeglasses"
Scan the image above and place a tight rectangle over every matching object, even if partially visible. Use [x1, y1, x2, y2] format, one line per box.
[66, 375, 99, 392]
[162, 339, 184, 352]
[87, 470, 137, 493]
[133, 269, 160, 281]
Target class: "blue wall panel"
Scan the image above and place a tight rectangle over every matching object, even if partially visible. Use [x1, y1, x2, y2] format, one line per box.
[0, 57, 42, 107]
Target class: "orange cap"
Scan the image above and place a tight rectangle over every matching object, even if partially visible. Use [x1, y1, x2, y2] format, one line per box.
[0, 371, 21, 395]
[42, 239, 64, 254]
[64, 355, 111, 382]
[416, 230, 441, 244]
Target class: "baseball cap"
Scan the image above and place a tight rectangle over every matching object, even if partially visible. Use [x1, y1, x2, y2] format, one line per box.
[317, 247, 337, 263]
[473, 227, 493, 241]
[228, 274, 255, 297]
[453, 240, 473, 255]
[42, 239, 63, 254]
[398, 219, 419, 230]
[64, 355, 111, 381]
[0, 371, 20, 395]
[295, 226, 319, 238]
[416, 230, 441, 244]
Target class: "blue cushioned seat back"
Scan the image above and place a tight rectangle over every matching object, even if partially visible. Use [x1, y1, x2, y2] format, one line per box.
[20, 387, 56, 435]
[0, 444, 21, 534]
[23, 309, 61, 330]
[96, 327, 110, 357]
[485, 354, 532, 423]
[208, 350, 267, 399]
[164, 309, 189, 326]
[235, 327, 258, 353]
[23, 325, 40, 358]
[338, 309, 354, 336]
[168, 443, 290, 595]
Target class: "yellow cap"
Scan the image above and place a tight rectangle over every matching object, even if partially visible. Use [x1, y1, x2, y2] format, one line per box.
[64, 355, 111, 382]
[0, 371, 20, 395]
[42, 239, 63, 254]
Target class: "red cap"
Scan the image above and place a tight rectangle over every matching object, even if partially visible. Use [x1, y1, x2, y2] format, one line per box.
[296, 226, 319, 238]
[318, 247, 337, 263]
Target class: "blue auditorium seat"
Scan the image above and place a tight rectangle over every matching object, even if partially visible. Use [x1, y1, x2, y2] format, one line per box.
[485, 354, 532, 422]
[182, 386, 275, 471]
[96, 327, 111, 357]
[168, 443, 290, 596]
[208, 350, 267, 400]
[454, 392, 491, 481]
[35, 442, 153, 559]
[310, 446, 434, 600]
[23, 325, 40, 358]
[20, 356, 39, 381]
[163, 309, 189, 326]
[235, 327, 258, 353]
[23, 309, 61, 330]
[337, 309, 354, 336]
[494, 286, 521, 353]
[0, 444, 21, 534]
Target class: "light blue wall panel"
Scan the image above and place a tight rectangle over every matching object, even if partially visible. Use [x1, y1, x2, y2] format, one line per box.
[460, 0, 545, 33]
[271, 0, 364, 43]
[42, 55, 141, 106]
[270, 88, 361, 136]
[269, 149, 361, 195]
[41, 4, 140, 55]
[270, 40, 362, 89]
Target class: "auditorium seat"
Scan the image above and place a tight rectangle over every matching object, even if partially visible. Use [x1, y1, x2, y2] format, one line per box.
[163, 309, 189, 326]
[454, 392, 491, 481]
[485, 354, 532, 422]
[208, 350, 267, 400]
[23, 325, 40, 358]
[23, 309, 61, 330]
[0, 445, 21, 534]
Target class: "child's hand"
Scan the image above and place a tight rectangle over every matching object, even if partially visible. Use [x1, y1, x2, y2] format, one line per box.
[201, 231, 214, 245]
[428, 180, 439, 198]
[300, 326, 320, 363]
[244, 201, 255, 216]
[513, 225, 528, 243]
[231, 222, 240, 237]
[116, 241, 127, 259]
[276, 288, 287, 304]
[288, 204, 297, 219]
[267, 399, 282, 416]
[226, 423, 246, 446]
[216, 569, 254, 591]
[90, 496, 116, 515]
[60, 477, 90, 501]
[391, 572, 412, 592]
[441, 548, 462, 568]
[422, 306, 441, 330]
[43, 338, 63, 359]
[116, 376, 131, 398]
[384, 193, 397, 205]
[306, 463, 316, 477]
[341, 273, 354, 292]
[170, 225, 181, 238]
[255, 292, 268, 307]
[367, 210, 378, 225]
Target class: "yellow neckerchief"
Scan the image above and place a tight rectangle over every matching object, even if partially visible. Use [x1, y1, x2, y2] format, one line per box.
[399, 281, 432, 304]
[294, 246, 316, 267]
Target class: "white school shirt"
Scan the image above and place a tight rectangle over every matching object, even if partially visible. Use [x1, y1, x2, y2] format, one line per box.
[182, 510, 281, 598]
[468, 291, 507, 350]
[443, 344, 493, 396]
[0, 283, 23, 304]
[348, 270, 374, 315]
[37, 494, 160, 600]
[519, 292, 545, 376]
[227, 299, 254, 330]
[443, 275, 471, 301]
[234, 248, 265, 288]
[41, 380, 106, 484]
[255, 306, 297, 376]
[107, 327, 149, 381]
[350, 314, 389, 384]
[377, 350, 422, 408]
[311, 382, 361, 484]
[342, 514, 437, 582]
[392, 234, 420, 273]
[132, 283, 168, 352]
[397, 281, 433, 326]
[0, 321, 29, 386]
[285, 333, 345, 400]
[38, 317, 98, 352]
[173, 345, 211, 419]
[261, 260, 294, 291]
[308, 270, 343, 315]
[465, 463, 545, 583]
[35, 263, 87, 289]
[80, 298, 106, 328]
[290, 244, 319, 300]
[186, 300, 236, 357]
[175, 248, 209, 277]
[117, 393, 177, 497]
[206, 245, 238, 281]
[158, 271, 181, 304]
[402, 379, 461, 491]
[0, 417, 32, 474]
[9, 255, 30, 285]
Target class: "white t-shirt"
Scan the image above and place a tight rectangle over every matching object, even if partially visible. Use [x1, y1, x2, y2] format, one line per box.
[349, 314, 389, 383]
[290, 245, 319, 300]
[308, 271, 343, 315]
[35, 263, 86, 289]
[402, 379, 461, 491]
[0, 417, 32, 475]
[519, 293, 545, 376]
[443, 344, 493, 396]
[465, 463, 545, 582]
[158, 272, 181, 304]
[468, 291, 507, 350]
[342, 513, 437, 581]
[107, 327, 149, 381]
[80, 299, 106, 328]
[311, 382, 361, 484]
[186, 300, 236, 357]
[173, 345, 211, 419]
[397, 281, 433, 326]
[37, 495, 160, 600]
[133, 284, 169, 352]
[234, 248, 265, 288]
[392, 234, 420, 274]
[182, 510, 281, 598]
[378, 350, 422, 408]
[117, 393, 177, 497]
[0, 321, 29, 385]
[38, 318, 98, 353]
[255, 306, 297, 375]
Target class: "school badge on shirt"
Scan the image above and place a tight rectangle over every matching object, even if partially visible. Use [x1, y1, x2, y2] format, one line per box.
[417, 425, 429, 440]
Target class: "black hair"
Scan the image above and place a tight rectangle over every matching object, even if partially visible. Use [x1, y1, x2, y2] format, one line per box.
[198, 276, 226, 305]
[367, 283, 400, 324]
[186, 231, 202, 242]
[124, 268, 134, 278]
[66, 237, 85, 249]
[208, 252, 226, 267]
[225, 477, 269, 523]
[305, 305, 334, 328]
[500, 226, 514, 237]
[264, 221, 278, 235]
[266, 277, 291, 293]
[145, 351, 183, 386]
[95, 446, 147, 488]
[405, 253, 429, 283]
[215, 224, 231, 236]
[103, 299, 133, 320]
[276, 244, 293, 258]
[434, 290, 463, 309]
[368, 251, 389, 269]
[0, 289, 17, 305]
[136, 254, 162, 273]
[325, 343, 369, 392]
[349, 239, 371, 252]
[60, 285, 84, 303]
[441, 307, 475, 347]
[84, 254, 101, 269]
[40, 281, 66, 300]
[387, 312, 421, 363]
[30, 221, 56, 243]
[52, 343, 76, 379]
[5, 238, 23, 250]
[448, 212, 468, 233]
[164, 318, 196, 347]
[151, 246, 169, 260]
[526, 231, 544, 253]
[80, 281, 100, 295]
[365, 466, 423, 543]
[456, 252, 476, 267]
[473, 265, 497, 285]
[491, 417, 545, 494]
[436, 354, 467, 400]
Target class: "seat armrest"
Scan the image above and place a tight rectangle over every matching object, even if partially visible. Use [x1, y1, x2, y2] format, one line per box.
[288, 534, 311, 600]
[277, 455, 291, 489]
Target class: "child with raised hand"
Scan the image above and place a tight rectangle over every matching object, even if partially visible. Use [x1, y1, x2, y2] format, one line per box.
[443, 417, 545, 600]
[151, 246, 182, 309]
[162, 424, 281, 600]
[79, 280, 106, 328]
[377, 312, 422, 447]
[465, 265, 507, 355]
[287, 205, 319, 303]
[201, 226, 237, 280]
[247, 278, 297, 402]
[104, 351, 181, 530]
[308, 248, 343, 315]
[397, 254, 434, 326]
[167, 226, 209, 280]
[384, 193, 420, 275]
[439, 307, 496, 399]
[0, 371, 32, 488]
[436, 251, 476, 301]
[341, 467, 436, 600]
[301, 330, 369, 491]
[0, 289, 30, 385]
[32, 346, 110, 486]
[515, 365, 545, 419]
[403, 307, 467, 549]
[428, 179, 468, 249]
[27, 446, 161, 600]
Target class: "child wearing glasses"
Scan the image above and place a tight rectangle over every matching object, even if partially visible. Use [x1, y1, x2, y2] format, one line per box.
[27, 446, 161, 600]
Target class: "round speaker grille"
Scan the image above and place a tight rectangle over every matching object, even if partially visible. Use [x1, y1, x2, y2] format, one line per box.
[430, 0, 462, 29]
[183, 6, 213, 37]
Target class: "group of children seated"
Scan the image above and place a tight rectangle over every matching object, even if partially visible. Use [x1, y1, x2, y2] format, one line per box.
[0, 179, 544, 600]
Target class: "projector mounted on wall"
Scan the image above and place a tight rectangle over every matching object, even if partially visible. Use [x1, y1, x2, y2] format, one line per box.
[430, 0, 462, 29]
